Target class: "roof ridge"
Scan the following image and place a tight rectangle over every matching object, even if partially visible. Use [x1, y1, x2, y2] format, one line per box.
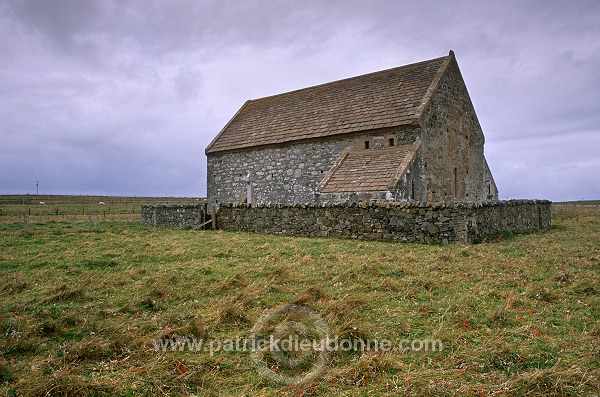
[246, 54, 450, 104]
[206, 52, 455, 154]
[416, 50, 454, 121]
[205, 100, 252, 154]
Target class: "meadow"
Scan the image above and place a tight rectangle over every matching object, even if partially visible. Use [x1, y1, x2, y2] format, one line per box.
[0, 197, 598, 396]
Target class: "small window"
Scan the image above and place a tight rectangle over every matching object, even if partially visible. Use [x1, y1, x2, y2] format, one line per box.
[364, 140, 370, 149]
[388, 138, 395, 147]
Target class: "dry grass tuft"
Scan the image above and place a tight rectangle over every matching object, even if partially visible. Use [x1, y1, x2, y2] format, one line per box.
[1, 281, 28, 295]
[293, 285, 325, 305]
[323, 295, 367, 324]
[44, 283, 85, 303]
[64, 338, 122, 363]
[212, 294, 250, 327]
[331, 352, 400, 386]
[501, 367, 597, 397]
[214, 273, 248, 293]
[20, 370, 117, 397]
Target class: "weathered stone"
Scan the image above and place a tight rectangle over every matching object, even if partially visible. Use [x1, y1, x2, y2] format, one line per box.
[426, 223, 439, 234]
[155, 200, 553, 244]
[140, 204, 209, 229]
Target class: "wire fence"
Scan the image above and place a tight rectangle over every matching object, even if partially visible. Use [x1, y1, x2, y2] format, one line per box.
[0, 195, 204, 225]
[552, 203, 600, 213]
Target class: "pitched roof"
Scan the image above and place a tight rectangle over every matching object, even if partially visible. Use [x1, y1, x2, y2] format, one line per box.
[206, 52, 453, 154]
[317, 141, 420, 193]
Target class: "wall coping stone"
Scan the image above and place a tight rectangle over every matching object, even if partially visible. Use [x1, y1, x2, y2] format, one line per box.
[217, 199, 551, 210]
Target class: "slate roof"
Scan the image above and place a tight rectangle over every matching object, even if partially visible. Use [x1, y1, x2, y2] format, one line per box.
[318, 143, 419, 193]
[206, 53, 452, 154]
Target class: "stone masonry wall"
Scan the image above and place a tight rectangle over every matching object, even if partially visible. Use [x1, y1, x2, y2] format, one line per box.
[419, 55, 498, 202]
[459, 200, 552, 242]
[206, 127, 420, 208]
[141, 204, 209, 229]
[215, 200, 551, 244]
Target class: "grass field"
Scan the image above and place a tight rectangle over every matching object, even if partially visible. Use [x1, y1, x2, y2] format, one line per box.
[0, 198, 598, 396]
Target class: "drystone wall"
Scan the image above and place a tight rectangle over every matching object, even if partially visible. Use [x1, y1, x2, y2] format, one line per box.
[215, 200, 551, 244]
[458, 200, 552, 242]
[141, 204, 209, 229]
[141, 200, 551, 244]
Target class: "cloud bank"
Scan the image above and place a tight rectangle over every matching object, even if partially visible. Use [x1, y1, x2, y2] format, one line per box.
[1, 0, 598, 200]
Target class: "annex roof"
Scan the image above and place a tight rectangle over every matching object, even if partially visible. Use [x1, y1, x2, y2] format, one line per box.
[317, 141, 420, 193]
[206, 52, 453, 154]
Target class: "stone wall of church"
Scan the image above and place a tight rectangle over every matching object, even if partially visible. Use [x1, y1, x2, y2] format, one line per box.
[419, 57, 498, 202]
[206, 127, 420, 209]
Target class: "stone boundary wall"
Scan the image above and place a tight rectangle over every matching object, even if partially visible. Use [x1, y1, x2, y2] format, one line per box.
[141, 204, 209, 229]
[459, 201, 552, 242]
[216, 200, 551, 244]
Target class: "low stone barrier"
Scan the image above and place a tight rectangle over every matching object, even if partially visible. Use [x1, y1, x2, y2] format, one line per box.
[141, 204, 209, 229]
[215, 200, 551, 244]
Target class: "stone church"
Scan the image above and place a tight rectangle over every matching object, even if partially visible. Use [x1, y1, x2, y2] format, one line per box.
[206, 51, 498, 207]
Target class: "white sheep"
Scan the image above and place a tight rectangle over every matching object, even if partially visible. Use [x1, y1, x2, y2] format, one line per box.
[98, 202, 105, 205]
[39, 201, 45, 205]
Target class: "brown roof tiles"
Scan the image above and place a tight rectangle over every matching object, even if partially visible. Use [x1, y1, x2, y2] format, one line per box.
[318, 144, 417, 193]
[206, 54, 451, 154]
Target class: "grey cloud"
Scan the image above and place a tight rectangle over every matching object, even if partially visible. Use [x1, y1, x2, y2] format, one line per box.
[5, 0, 339, 59]
[0, 0, 598, 200]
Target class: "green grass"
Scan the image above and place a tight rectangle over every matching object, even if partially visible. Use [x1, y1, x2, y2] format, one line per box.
[0, 209, 598, 396]
[555, 200, 600, 205]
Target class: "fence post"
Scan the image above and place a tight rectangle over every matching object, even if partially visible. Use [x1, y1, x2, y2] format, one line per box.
[153, 209, 157, 228]
[24, 214, 28, 230]
[212, 205, 218, 230]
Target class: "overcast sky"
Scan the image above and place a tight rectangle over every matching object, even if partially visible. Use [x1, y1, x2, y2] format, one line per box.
[1, 0, 598, 201]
